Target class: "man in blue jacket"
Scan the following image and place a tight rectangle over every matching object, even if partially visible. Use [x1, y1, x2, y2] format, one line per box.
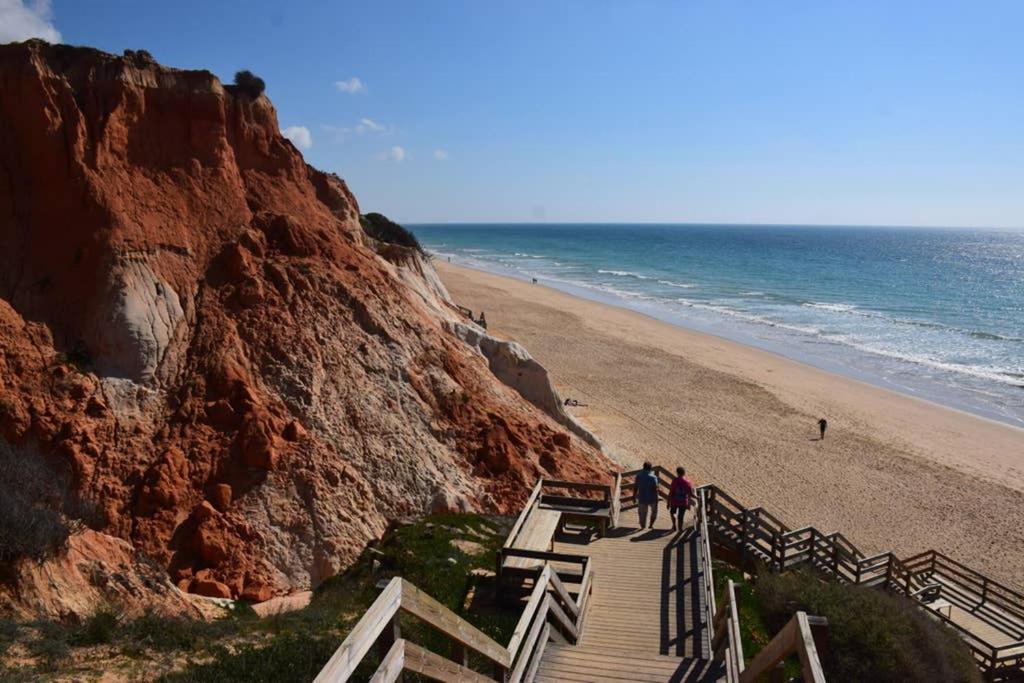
[635, 462, 660, 530]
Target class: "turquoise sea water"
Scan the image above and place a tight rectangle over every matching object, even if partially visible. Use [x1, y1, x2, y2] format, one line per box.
[414, 224, 1024, 427]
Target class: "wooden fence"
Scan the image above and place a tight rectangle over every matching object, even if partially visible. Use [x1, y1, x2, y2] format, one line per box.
[697, 483, 1024, 681]
[315, 564, 591, 682]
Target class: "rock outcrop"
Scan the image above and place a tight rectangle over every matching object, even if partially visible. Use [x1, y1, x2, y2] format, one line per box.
[0, 40, 611, 617]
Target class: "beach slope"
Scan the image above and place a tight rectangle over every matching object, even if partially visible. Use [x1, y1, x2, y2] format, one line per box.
[438, 262, 1024, 589]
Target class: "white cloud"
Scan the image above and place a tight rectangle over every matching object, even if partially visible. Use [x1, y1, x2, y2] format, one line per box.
[433, 149, 449, 161]
[380, 146, 406, 163]
[333, 77, 365, 94]
[356, 117, 387, 134]
[282, 126, 312, 150]
[320, 124, 350, 143]
[0, 0, 62, 43]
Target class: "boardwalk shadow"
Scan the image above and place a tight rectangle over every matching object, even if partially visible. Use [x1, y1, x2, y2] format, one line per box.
[630, 528, 673, 542]
[660, 528, 708, 661]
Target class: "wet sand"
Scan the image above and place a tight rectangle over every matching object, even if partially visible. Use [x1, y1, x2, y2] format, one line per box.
[437, 261, 1024, 589]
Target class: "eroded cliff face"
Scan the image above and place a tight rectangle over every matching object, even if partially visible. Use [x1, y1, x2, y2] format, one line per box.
[0, 41, 610, 615]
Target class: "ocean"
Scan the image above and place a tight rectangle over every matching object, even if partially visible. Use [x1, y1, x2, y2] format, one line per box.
[413, 224, 1024, 428]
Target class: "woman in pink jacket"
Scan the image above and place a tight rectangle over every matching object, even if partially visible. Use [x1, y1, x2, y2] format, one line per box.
[668, 467, 695, 532]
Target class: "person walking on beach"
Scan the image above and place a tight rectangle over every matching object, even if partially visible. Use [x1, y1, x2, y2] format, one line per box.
[668, 467, 695, 532]
[818, 417, 828, 440]
[635, 462, 660, 530]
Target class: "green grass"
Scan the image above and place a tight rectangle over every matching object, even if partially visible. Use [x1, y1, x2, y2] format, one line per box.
[712, 562, 801, 679]
[0, 513, 516, 681]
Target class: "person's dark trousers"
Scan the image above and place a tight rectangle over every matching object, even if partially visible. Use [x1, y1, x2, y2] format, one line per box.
[671, 506, 687, 529]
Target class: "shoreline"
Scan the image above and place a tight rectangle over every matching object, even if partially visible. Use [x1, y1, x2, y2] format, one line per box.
[447, 257, 1024, 437]
[436, 261, 1024, 589]
[431, 252, 1023, 430]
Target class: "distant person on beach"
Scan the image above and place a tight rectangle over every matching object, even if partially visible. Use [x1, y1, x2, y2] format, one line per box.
[477, 312, 487, 329]
[532, 277, 538, 284]
[635, 462, 660, 530]
[668, 467, 695, 532]
[818, 418, 828, 440]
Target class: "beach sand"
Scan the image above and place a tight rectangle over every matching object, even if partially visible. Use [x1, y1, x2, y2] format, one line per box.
[437, 262, 1024, 589]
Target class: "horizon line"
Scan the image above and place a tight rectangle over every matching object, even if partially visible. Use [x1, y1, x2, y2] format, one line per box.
[401, 220, 1024, 231]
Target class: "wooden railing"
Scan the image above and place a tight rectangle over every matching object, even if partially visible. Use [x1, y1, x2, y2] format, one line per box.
[502, 479, 544, 552]
[696, 488, 718, 659]
[711, 578, 745, 682]
[700, 483, 1024, 681]
[316, 562, 592, 682]
[740, 611, 827, 683]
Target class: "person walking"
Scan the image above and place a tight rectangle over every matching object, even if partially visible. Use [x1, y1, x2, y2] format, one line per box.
[818, 417, 828, 440]
[635, 462, 660, 530]
[668, 467, 695, 532]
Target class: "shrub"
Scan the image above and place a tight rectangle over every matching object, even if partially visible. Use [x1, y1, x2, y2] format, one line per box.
[27, 622, 70, 670]
[359, 213, 424, 254]
[233, 70, 265, 98]
[757, 570, 981, 683]
[70, 608, 119, 646]
[0, 618, 19, 655]
[0, 440, 73, 567]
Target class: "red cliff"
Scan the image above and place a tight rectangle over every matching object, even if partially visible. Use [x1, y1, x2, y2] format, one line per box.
[0, 41, 609, 615]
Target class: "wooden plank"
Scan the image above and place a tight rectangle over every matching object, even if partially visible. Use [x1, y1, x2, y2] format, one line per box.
[542, 479, 611, 493]
[795, 612, 827, 683]
[509, 595, 549, 683]
[575, 562, 594, 619]
[507, 566, 551, 661]
[547, 570, 580, 619]
[402, 640, 497, 683]
[504, 510, 561, 570]
[369, 638, 405, 683]
[399, 579, 511, 668]
[500, 548, 589, 565]
[740, 615, 796, 683]
[547, 595, 579, 641]
[727, 580, 745, 673]
[504, 479, 544, 550]
[522, 622, 549, 683]
[314, 577, 402, 682]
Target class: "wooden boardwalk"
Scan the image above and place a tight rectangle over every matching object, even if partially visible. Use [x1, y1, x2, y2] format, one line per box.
[536, 507, 722, 682]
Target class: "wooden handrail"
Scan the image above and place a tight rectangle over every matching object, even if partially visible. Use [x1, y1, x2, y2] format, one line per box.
[740, 612, 827, 683]
[697, 489, 718, 657]
[611, 472, 622, 527]
[315, 577, 403, 682]
[698, 482, 1024, 680]
[319, 550, 595, 682]
[712, 578, 745, 682]
[503, 478, 544, 551]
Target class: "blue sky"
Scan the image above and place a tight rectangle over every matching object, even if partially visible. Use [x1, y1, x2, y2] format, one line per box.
[6, 1, 1024, 227]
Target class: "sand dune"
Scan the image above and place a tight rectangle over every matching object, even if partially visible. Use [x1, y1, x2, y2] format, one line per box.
[437, 262, 1024, 589]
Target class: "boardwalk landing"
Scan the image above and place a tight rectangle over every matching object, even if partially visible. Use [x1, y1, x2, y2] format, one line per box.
[536, 507, 723, 682]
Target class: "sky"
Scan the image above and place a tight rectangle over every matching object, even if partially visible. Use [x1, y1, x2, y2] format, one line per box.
[3, 0, 1023, 228]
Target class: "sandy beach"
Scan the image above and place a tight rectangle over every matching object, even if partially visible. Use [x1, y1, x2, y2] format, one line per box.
[437, 262, 1024, 589]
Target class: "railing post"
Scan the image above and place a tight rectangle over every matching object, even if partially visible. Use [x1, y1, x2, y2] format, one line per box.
[377, 613, 401, 676]
[775, 531, 784, 571]
[809, 616, 828, 668]
[831, 540, 839, 578]
[740, 510, 749, 563]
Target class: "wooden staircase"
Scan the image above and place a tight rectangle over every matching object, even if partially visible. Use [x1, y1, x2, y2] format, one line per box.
[536, 643, 718, 682]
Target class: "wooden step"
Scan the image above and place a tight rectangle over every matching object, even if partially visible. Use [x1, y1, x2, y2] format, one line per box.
[534, 643, 721, 682]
